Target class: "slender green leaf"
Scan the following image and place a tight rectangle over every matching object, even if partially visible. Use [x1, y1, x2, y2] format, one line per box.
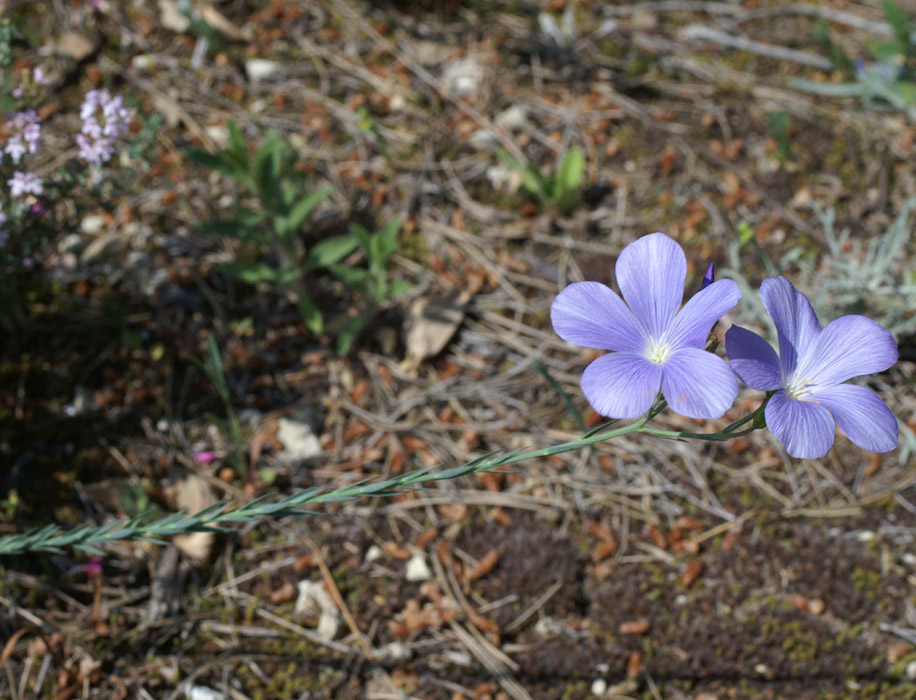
[557, 145, 585, 200]
[296, 291, 323, 334]
[883, 0, 911, 50]
[329, 263, 370, 290]
[336, 314, 369, 356]
[287, 187, 333, 233]
[897, 81, 916, 104]
[221, 261, 280, 284]
[869, 41, 904, 62]
[388, 279, 413, 299]
[198, 220, 264, 243]
[305, 234, 360, 270]
[349, 223, 372, 251]
[226, 120, 250, 170]
[519, 165, 548, 203]
[186, 150, 251, 186]
[376, 219, 401, 261]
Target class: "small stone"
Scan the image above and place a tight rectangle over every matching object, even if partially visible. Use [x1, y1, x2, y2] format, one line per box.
[276, 413, 323, 462]
[468, 129, 497, 149]
[486, 164, 516, 189]
[204, 125, 230, 148]
[907, 660, 916, 680]
[159, 0, 190, 33]
[365, 545, 383, 563]
[590, 678, 607, 696]
[495, 105, 527, 131]
[80, 214, 106, 235]
[295, 581, 340, 640]
[809, 598, 825, 615]
[186, 687, 226, 700]
[888, 642, 911, 663]
[58, 233, 84, 254]
[442, 58, 483, 98]
[238, 408, 263, 429]
[405, 554, 432, 582]
[131, 54, 156, 70]
[378, 642, 412, 662]
[245, 58, 281, 82]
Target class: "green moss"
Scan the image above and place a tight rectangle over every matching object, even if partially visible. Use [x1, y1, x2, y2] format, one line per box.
[851, 566, 882, 594]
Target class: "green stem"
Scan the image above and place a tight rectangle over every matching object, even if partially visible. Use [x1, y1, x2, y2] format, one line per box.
[639, 424, 758, 442]
[0, 402, 769, 556]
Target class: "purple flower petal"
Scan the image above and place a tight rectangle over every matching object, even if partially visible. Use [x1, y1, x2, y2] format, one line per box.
[725, 325, 783, 391]
[700, 262, 715, 291]
[551, 282, 646, 351]
[667, 279, 741, 350]
[581, 352, 663, 418]
[660, 347, 738, 419]
[798, 315, 898, 387]
[615, 233, 685, 338]
[765, 391, 835, 459]
[811, 384, 898, 453]
[759, 277, 821, 377]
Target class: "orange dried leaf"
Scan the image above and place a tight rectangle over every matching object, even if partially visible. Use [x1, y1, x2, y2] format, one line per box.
[468, 550, 500, 581]
[626, 650, 643, 679]
[682, 559, 703, 587]
[619, 618, 650, 635]
[438, 503, 468, 523]
[383, 542, 411, 561]
[413, 528, 439, 549]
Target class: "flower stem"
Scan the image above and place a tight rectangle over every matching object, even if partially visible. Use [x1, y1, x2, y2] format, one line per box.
[0, 403, 768, 556]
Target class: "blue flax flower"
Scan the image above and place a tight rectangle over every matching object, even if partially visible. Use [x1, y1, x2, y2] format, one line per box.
[551, 233, 741, 419]
[726, 277, 898, 459]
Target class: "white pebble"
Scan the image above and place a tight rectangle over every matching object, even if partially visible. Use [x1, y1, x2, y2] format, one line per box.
[405, 553, 432, 582]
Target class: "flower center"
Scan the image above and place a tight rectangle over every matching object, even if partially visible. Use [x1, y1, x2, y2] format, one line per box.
[645, 342, 672, 365]
[784, 376, 815, 400]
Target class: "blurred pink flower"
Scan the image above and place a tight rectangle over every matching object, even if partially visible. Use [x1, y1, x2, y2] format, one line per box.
[83, 556, 103, 579]
[193, 450, 216, 464]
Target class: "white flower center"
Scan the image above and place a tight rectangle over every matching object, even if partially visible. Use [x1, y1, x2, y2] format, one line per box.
[645, 341, 672, 365]
[784, 376, 815, 400]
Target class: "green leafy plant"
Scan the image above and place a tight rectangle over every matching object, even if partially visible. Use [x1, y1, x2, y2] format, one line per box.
[188, 122, 355, 334]
[497, 145, 585, 214]
[813, 22, 855, 77]
[797, 1, 916, 119]
[871, 0, 915, 69]
[190, 334, 247, 476]
[329, 219, 412, 355]
[356, 106, 389, 158]
[764, 110, 794, 164]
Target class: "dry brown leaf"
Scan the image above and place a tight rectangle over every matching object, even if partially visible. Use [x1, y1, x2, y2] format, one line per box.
[626, 650, 643, 679]
[382, 542, 411, 561]
[172, 472, 217, 562]
[199, 3, 245, 40]
[401, 290, 471, 371]
[592, 540, 617, 562]
[619, 618, 650, 635]
[413, 528, 439, 549]
[270, 582, 297, 604]
[55, 32, 95, 61]
[438, 503, 468, 523]
[467, 550, 499, 581]
[682, 559, 703, 587]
